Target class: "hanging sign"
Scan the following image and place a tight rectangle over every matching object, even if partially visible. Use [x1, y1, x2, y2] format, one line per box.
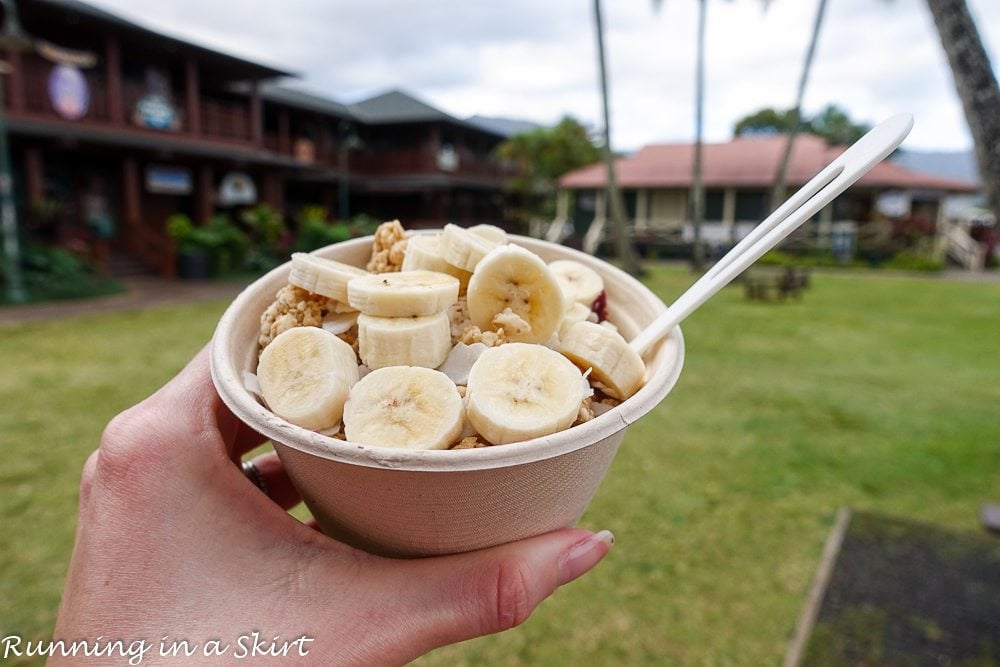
[218, 172, 257, 206]
[133, 67, 180, 131]
[48, 64, 89, 120]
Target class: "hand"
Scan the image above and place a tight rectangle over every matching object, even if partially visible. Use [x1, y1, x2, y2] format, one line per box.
[53, 346, 613, 665]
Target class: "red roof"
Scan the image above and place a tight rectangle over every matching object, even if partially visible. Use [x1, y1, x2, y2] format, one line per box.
[560, 134, 978, 192]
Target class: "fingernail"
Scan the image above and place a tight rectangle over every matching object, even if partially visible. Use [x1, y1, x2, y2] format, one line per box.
[557, 530, 615, 586]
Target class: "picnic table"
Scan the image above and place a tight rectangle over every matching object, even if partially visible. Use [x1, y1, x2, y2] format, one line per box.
[743, 266, 811, 301]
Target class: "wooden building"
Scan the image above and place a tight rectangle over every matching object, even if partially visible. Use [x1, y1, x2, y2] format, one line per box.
[3, 0, 516, 276]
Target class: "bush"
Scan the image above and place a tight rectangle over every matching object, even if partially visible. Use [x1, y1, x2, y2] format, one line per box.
[882, 249, 944, 272]
[1, 245, 122, 304]
[240, 204, 288, 273]
[290, 208, 386, 253]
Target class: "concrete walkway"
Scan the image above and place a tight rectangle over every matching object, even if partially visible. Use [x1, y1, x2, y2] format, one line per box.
[0, 276, 247, 327]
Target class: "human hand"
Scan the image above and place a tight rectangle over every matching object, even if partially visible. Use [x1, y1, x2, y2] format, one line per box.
[53, 346, 613, 665]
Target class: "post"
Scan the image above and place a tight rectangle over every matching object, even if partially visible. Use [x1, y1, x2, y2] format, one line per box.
[0, 67, 25, 302]
[185, 57, 200, 135]
[249, 79, 262, 146]
[105, 36, 123, 123]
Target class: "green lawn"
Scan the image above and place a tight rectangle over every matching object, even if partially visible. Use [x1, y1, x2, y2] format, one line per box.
[2, 267, 998, 665]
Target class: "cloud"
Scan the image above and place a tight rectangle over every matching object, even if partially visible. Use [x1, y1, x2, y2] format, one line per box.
[84, 0, 1000, 151]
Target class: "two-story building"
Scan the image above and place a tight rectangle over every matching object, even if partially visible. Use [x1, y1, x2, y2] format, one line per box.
[3, 0, 516, 276]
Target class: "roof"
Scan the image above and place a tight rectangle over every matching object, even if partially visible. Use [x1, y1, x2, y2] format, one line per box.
[30, 0, 292, 79]
[464, 115, 541, 138]
[259, 83, 353, 119]
[891, 150, 980, 184]
[348, 89, 458, 124]
[560, 134, 979, 193]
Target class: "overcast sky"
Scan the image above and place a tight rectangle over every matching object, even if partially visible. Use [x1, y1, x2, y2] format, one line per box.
[86, 0, 999, 153]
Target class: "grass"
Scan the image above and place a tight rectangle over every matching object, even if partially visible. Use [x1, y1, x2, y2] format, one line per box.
[1, 266, 998, 665]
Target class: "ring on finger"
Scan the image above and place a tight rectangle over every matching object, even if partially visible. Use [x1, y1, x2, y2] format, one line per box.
[241, 459, 268, 496]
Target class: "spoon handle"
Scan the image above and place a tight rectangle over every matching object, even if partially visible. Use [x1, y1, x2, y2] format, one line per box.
[629, 113, 914, 357]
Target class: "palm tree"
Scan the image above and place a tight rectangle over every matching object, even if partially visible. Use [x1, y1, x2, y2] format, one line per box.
[924, 0, 1000, 226]
[769, 0, 829, 212]
[592, 0, 642, 275]
[652, 0, 716, 271]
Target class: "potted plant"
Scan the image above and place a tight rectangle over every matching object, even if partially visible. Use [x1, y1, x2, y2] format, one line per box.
[166, 214, 215, 280]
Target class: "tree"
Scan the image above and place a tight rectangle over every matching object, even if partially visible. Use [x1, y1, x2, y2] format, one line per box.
[769, 0, 828, 212]
[924, 0, 1000, 226]
[734, 104, 870, 146]
[592, 0, 642, 274]
[495, 117, 601, 227]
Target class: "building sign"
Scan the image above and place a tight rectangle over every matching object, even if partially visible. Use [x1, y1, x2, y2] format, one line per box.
[145, 166, 192, 194]
[218, 172, 257, 206]
[48, 64, 89, 120]
[133, 67, 180, 131]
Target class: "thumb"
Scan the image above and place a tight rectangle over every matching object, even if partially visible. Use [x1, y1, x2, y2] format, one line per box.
[395, 528, 614, 654]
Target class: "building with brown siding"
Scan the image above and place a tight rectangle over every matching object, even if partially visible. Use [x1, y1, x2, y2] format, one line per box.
[3, 0, 516, 276]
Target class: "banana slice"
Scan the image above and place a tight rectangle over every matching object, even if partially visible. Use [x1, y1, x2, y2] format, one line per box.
[465, 343, 585, 445]
[343, 366, 464, 450]
[558, 321, 645, 400]
[256, 326, 360, 431]
[549, 259, 605, 307]
[559, 302, 594, 338]
[347, 270, 459, 317]
[468, 224, 508, 245]
[401, 234, 473, 290]
[357, 311, 452, 370]
[288, 252, 369, 302]
[466, 244, 565, 344]
[441, 223, 505, 272]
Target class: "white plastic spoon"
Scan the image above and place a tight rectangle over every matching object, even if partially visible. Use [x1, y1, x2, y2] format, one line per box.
[629, 113, 914, 357]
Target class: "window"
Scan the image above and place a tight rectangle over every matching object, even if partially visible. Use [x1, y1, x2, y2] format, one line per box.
[704, 189, 725, 221]
[735, 190, 766, 221]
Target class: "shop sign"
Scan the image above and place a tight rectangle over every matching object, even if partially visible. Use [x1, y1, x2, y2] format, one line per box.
[218, 172, 257, 206]
[134, 67, 180, 131]
[48, 64, 89, 120]
[145, 166, 192, 195]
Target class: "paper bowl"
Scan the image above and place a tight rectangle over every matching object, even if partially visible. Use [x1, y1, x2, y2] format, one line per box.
[210, 233, 684, 557]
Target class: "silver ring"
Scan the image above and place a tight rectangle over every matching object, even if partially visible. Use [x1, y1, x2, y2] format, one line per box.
[241, 459, 268, 496]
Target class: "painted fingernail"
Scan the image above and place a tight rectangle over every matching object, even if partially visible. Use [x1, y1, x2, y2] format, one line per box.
[557, 530, 615, 586]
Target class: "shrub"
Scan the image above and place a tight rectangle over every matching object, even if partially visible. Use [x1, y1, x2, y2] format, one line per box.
[1, 244, 122, 304]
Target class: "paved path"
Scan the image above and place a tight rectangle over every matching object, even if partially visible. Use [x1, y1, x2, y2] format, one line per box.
[0, 277, 246, 327]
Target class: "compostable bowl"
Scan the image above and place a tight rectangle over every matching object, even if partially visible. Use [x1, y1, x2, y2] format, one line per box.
[210, 233, 684, 557]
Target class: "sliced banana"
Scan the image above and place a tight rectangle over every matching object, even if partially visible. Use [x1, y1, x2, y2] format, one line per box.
[256, 326, 360, 431]
[288, 252, 369, 303]
[559, 301, 594, 338]
[347, 270, 459, 317]
[468, 224, 508, 245]
[401, 234, 473, 290]
[465, 343, 585, 445]
[549, 259, 605, 307]
[558, 321, 645, 400]
[357, 311, 452, 370]
[441, 223, 505, 272]
[343, 366, 464, 450]
[466, 244, 565, 344]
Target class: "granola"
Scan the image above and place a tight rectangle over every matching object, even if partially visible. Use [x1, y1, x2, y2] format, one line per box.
[366, 219, 407, 273]
[259, 284, 339, 349]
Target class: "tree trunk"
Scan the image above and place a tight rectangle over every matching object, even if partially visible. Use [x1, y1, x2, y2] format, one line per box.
[925, 0, 1000, 223]
[689, 0, 707, 271]
[593, 0, 642, 275]
[770, 0, 829, 213]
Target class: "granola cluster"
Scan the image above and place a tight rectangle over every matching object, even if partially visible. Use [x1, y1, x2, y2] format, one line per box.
[258, 285, 338, 348]
[366, 219, 407, 273]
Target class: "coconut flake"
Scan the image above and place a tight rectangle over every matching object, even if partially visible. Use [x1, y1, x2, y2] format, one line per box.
[357, 364, 371, 380]
[322, 311, 359, 335]
[438, 342, 488, 385]
[316, 423, 342, 437]
[243, 371, 263, 397]
[581, 374, 595, 400]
